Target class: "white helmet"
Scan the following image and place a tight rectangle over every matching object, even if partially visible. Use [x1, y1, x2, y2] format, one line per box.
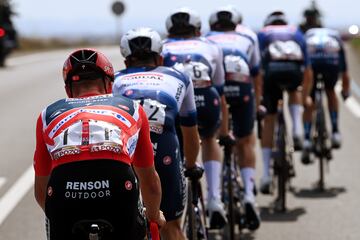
[166, 7, 201, 34]
[120, 27, 162, 58]
[209, 6, 242, 26]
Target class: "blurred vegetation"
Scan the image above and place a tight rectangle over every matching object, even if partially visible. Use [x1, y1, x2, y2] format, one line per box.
[350, 37, 360, 51]
[14, 37, 98, 53]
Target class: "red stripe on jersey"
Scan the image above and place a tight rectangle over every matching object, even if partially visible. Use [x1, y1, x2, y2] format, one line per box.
[45, 105, 137, 133]
[43, 107, 138, 146]
[81, 119, 90, 146]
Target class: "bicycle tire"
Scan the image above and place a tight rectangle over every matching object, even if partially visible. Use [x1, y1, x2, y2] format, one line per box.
[221, 144, 237, 240]
[314, 89, 327, 191]
[274, 111, 288, 212]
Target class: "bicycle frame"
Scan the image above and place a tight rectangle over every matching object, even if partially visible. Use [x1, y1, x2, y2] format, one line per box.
[72, 219, 114, 240]
[272, 95, 295, 212]
[183, 178, 208, 240]
[220, 138, 247, 239]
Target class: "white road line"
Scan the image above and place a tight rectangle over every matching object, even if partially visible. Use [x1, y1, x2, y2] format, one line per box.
[0, 166, 34, 226]
[0, 177, 6, 190]
[351, 80, 360, 98]
[335, 83, 360, 118]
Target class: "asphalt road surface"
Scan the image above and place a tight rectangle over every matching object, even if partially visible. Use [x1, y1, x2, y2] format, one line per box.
[0, 45, 359, 240]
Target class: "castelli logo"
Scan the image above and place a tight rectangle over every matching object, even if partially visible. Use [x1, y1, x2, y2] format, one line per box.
[125, 90, 133, 96]
[47, 186, 53, 196]
[163, 156, 172, 165]
[214, 98, 219, 106]
[125, 181, 133, 190]
[104, 65, 112, 73]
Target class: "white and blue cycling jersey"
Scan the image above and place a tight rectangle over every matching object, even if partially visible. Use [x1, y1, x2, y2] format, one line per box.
[305, 28, 347, 71]
[162, 37, 225, 95]
[113, 66, 197, 134]
[206, 30, 260, 82]
[113, 66, 197, 221]
[258, 25, 309, 67]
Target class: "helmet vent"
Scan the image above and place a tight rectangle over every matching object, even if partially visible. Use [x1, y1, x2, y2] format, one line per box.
[129, 37, 152, 56]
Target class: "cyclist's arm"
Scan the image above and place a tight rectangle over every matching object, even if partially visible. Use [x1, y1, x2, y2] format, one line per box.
[132, 106, 163, 223]
[250, 36, 263, 109]
[341, 71, 350, 96]
[181, 125, 200, 169]
[133, 166, 162, 222]
[253, 72, 263, 109]
[212, 45, 229, 137]
[34, 176, 49, 212]
[302, 66, 313, 104]
[33, 114, 52, 212]
[179, 79, 200, 169]
[296, 30, 313, 102]
[219, 95, 229, 137]
[339, 42, 351, 96]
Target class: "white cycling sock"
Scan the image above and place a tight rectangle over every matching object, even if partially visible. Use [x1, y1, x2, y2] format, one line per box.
[204, 160, 222, 200]
[289, 104, 304, 137]
[240, 167, 256, 203]
[261, 148, 272, 179]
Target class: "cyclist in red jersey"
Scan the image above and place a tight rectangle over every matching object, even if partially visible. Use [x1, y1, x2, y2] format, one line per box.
[33, 49, 165, 240]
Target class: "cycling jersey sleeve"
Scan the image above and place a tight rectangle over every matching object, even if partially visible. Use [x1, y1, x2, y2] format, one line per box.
[112, 74, 121, 95]
[295, 29, 310, 67]
[132, 106, 155, 168]
[33, 114, 52, 176]
[212, 44, 225, 95]
[179, 79, 197, 127]
[250, 37, 261, 77]
[257, 31, 266, 53]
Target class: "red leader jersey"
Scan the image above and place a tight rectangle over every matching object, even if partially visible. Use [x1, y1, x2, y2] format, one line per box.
[33, 94, 154, 176]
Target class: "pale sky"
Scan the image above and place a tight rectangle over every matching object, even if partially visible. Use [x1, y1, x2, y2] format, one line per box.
[11, 0, 358, 38]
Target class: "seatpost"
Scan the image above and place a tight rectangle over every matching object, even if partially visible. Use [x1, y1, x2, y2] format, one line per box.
[191, 179, 199, 205]
[89, 224, 100, 240]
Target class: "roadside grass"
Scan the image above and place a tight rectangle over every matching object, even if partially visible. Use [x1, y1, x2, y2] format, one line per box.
[350, 38, 360, 52]
[13, 37, 100, 54]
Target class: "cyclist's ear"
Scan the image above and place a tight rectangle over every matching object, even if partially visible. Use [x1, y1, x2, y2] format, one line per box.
[124, 58, 130, 68]
[157, 55, 164, 66]
[195, 28, 201, 37]
[65, 84, 72, 98]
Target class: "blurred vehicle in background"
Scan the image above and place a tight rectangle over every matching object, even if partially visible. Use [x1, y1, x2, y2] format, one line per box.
[0, 0, 18, 66]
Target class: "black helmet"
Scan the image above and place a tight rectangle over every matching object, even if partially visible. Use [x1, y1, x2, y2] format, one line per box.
[264, 11, 288, 26]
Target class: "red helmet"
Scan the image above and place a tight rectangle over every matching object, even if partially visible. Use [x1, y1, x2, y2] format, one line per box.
[63, 48, 114, 84]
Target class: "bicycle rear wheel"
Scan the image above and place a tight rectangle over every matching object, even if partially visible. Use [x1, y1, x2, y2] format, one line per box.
[221, 145, 236, 240]
[274, 114, 288, 212]
[314, 92, 327, 191]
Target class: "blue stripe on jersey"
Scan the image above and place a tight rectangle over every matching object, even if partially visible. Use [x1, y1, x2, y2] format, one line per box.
[180, 110, 197, 127]
[250, 65, 260, 77]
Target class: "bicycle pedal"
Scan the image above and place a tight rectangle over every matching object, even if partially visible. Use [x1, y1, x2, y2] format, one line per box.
[325, 149, 333, 161]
